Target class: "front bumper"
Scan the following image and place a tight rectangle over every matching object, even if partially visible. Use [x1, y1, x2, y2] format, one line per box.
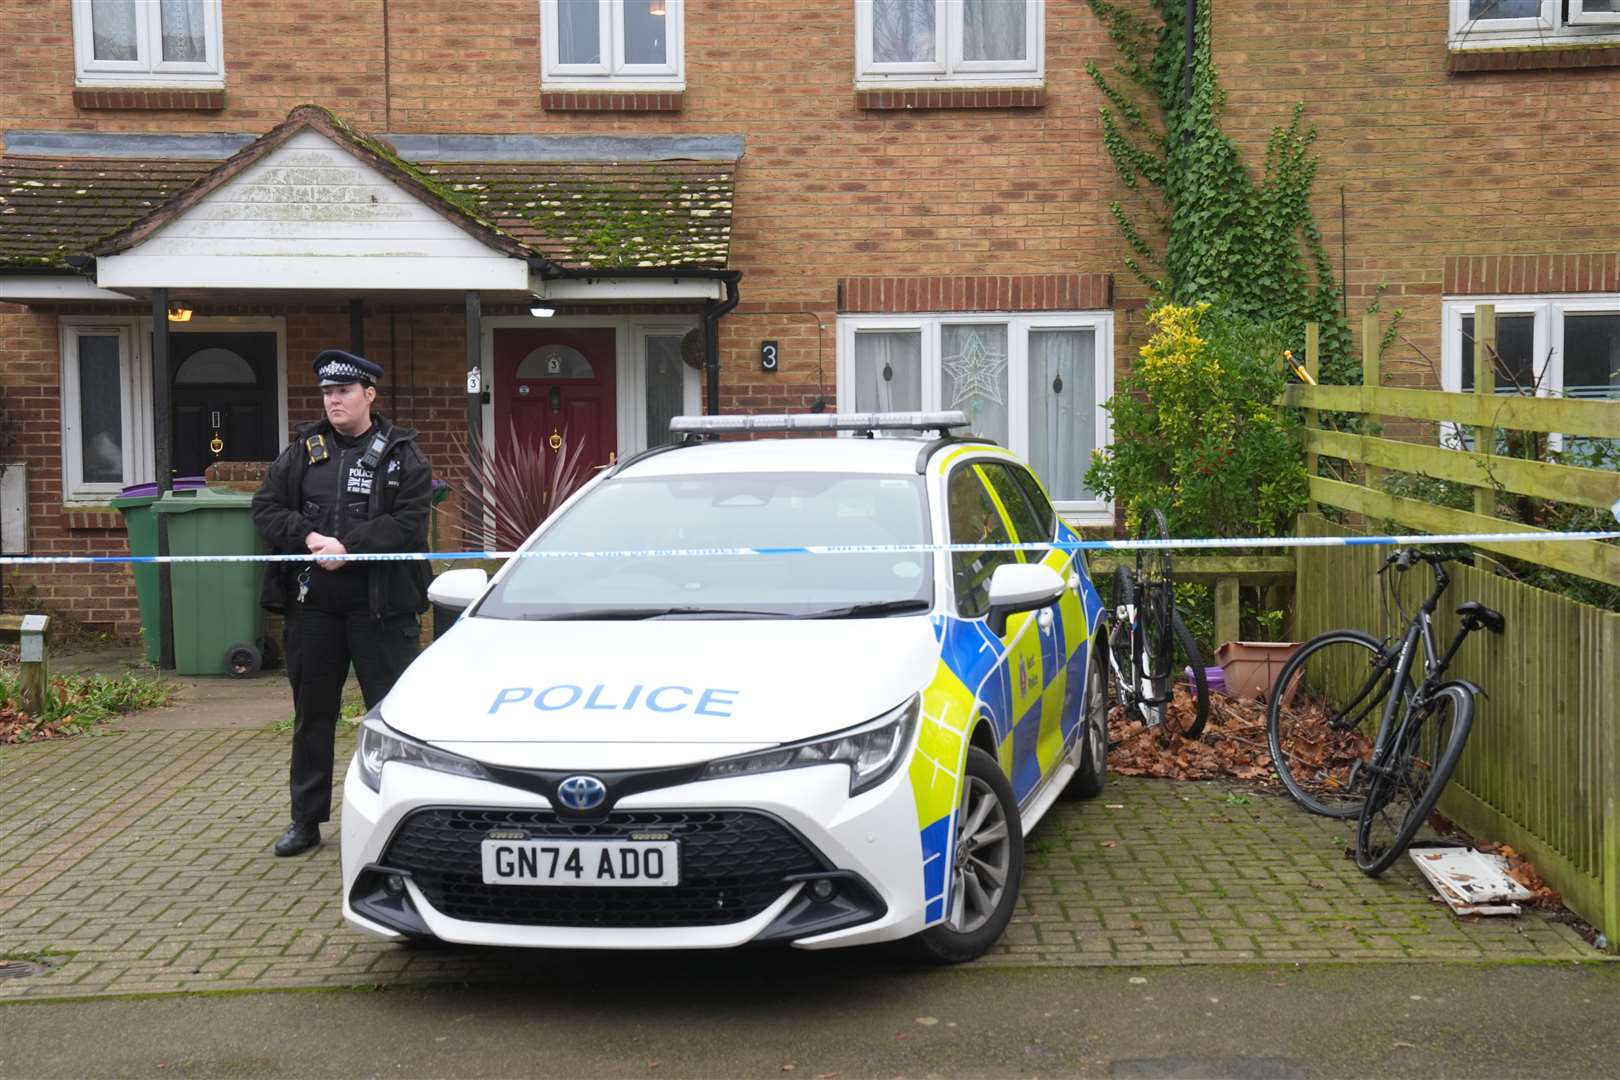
[340, 754, 929, 950]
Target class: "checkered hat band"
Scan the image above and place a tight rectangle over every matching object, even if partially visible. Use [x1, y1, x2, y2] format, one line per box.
[319, 362, 364, 381]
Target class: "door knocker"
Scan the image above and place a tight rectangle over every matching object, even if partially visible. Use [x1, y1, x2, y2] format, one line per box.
[209, 434, 224, 456]
[548, 429, 563, 451]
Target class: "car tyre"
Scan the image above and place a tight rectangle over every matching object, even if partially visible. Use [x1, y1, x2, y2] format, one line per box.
[904, 747, 1023, 965]
[1066, 640, 1109, 799]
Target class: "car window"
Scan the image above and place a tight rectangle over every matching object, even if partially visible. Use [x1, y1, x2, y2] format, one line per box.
[1008, 464, 1058, 539]
[477, 471, 932, 618]
[979, 461, 1050, 560]
[947, 463, 1017, 620]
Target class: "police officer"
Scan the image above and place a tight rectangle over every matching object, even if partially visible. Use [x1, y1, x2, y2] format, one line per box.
[252, 350, 433, 856]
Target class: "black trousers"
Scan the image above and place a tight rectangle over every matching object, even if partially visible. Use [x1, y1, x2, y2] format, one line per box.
[285, 605, 419, 825]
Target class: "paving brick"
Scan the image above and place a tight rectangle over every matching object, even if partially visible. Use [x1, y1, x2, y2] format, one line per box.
[0, 730, 1603, 1001]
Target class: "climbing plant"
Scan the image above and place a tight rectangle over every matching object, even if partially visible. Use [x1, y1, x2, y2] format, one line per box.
[1087, 0, 1354, 382]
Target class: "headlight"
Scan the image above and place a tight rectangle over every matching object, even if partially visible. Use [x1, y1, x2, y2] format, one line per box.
[697, 695, 919, 796]
[356, 714, 492, 793]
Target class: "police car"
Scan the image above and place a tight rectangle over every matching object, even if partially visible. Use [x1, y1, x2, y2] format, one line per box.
[340, 411, 1108, 962]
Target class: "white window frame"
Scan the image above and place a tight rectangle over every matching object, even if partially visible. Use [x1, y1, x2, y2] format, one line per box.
[1439, 294, 1620, 450]
[71, 0, 226, 88]
[856, 0, 1044, 88]
[836, 310, 1114, 523]
[61, 319, 151, 501]
[1448, 0, 1620, 49]
[541, 0, 685, 90]
[59, 315, 289, 503]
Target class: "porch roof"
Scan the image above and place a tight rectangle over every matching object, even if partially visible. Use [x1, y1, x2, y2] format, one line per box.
[0, 110, 737, 279]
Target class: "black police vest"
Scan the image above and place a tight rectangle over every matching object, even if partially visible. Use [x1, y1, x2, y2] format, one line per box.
[301, 428, 381, 541]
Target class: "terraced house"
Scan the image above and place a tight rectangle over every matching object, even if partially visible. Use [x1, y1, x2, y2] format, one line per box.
[0, 1, 1616, 636]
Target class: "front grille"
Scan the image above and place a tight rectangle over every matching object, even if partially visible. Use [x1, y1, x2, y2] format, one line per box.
[382, 807, 826, 928]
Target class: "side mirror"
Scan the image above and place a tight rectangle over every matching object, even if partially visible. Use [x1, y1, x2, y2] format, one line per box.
[985, 562, 1065, 637]
[427, 567, 489, 612]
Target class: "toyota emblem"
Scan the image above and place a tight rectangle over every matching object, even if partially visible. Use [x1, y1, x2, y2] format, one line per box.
[557, 775, 608, 811]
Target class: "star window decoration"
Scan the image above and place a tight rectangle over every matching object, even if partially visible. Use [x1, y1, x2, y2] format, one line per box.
[942, 329, 1007, 417]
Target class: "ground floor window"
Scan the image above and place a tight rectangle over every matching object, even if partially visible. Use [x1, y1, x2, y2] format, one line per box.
[1441, 296, 1620, 460]
[60, 319, 151, 500]
[836, 312, 1113, 522]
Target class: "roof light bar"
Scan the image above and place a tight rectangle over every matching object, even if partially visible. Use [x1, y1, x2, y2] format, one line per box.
[669, 411, 969, 435]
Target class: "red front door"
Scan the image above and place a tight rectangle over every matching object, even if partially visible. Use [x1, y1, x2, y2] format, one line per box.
[493, 328, 617, 475]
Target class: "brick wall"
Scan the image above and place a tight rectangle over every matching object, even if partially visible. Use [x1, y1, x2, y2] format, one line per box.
[1209, 0, 1620, 387]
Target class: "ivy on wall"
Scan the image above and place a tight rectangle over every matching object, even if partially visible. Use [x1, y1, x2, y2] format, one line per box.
[1087, 0, 1354, 382]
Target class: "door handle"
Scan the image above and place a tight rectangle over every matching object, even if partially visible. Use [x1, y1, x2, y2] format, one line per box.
[593, 451, 618, 471]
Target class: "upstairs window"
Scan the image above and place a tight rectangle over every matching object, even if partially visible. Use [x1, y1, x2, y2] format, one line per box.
[1449, 0, 1620, 49]
[72, 0, 225, 87]
[857, 0, 1043, 87]
[542, 0, 685, 88]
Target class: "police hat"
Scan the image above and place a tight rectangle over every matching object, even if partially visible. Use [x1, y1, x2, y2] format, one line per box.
[313, 349, 383, 387]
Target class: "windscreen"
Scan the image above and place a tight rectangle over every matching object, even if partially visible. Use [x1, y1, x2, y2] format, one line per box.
[475, 471, 933, 619]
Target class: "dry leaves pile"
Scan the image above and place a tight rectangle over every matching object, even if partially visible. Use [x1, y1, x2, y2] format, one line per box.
[1107, 688, 1371, 795]
[1474, 842, 1562, 909]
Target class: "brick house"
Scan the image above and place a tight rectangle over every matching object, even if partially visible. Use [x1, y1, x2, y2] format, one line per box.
[0, 0, 1616, 638]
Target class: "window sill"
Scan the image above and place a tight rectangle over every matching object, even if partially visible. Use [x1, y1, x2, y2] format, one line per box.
[73, 87, 226, 111]
[855, 87, 1045, 110]
[541, 90, 683, 112]
[1447, 42, 1620, 73]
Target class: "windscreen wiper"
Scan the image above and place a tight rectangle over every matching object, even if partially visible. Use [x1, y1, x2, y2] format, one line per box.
[518, 607, 796, 621]
[797, 599, 932, 619]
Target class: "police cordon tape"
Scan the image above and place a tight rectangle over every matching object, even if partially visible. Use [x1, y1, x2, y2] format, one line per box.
[0, 529, 1615, 566]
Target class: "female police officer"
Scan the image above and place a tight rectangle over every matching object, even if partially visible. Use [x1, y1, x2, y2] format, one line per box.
[252, 350, 433, 856]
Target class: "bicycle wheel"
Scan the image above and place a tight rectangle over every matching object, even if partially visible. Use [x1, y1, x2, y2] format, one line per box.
[1355, 684, 1474, 876]
[1134, 509, 1174, 682]
[1166, 611, 1209, 740]
[1266, 630, 1399, 817]
[1106, 566, 1145, 725]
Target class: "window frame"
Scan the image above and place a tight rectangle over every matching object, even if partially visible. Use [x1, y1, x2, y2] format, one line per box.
[836, 310, 1114, 524]
[540, 0, 685, 90]
[71, 0, 226, 88]
[856, 0, 1044, 88]
[1439, 294, 1620, 451]
[1448, 0, 1620, 49]
[60, 319, 152, 501]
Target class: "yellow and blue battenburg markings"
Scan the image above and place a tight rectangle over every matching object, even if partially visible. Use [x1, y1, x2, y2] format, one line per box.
[905, 456, 1104, 924]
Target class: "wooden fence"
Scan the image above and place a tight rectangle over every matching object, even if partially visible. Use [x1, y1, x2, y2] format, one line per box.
[1283, 309, 1618, 947]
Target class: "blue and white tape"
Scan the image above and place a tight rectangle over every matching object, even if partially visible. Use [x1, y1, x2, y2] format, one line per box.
[0, 529, 1614, 567]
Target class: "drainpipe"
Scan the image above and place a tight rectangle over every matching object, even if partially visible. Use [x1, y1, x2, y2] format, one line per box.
[526, 258, 743, 415]
[701, 272, 742, 416]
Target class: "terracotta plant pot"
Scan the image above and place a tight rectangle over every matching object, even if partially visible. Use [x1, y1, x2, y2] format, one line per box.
[1214, 641, 1303, 703]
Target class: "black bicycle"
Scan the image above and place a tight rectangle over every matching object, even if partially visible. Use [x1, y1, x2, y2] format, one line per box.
[1106, 507, 1209, 740]
[1265, 548, 1505, 875]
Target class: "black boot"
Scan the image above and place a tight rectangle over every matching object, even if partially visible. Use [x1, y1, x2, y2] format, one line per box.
[273, 821, 321, 856]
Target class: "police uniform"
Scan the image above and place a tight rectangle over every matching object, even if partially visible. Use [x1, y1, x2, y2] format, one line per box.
[250, 350, 433, 856]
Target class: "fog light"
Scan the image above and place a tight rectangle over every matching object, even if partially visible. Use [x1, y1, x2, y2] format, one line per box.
[384, 874, 406, 895]
[809, 879, 836, 902]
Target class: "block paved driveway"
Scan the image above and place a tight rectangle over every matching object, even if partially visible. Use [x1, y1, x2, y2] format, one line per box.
[0, 719, 1596, 1001]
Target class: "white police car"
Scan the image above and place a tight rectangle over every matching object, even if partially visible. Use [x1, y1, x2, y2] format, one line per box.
[341, 412, 1108, 962]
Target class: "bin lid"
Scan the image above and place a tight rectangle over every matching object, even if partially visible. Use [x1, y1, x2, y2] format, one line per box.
[152, 487, 257, 513]
[112, 476, 208, 508]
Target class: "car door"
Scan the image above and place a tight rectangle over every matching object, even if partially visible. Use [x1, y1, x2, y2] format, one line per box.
[978, 461, 1092, 786]
[942, 458, 1047, 803]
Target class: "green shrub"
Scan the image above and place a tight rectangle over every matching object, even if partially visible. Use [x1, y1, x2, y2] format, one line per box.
[1086, 302, 1309, 541]
[0, 670, 171, 743]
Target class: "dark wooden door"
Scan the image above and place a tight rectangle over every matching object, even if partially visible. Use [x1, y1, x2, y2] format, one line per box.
[169, 333, 279, 480]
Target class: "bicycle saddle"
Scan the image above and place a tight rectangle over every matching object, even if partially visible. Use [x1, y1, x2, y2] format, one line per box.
[1456, 601, 1505, 634]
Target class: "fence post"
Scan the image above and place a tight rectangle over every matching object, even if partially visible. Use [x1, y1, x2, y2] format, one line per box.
[1304, 322, 1320, 516]
[1473, 303, 1497, 518]
[1361, 312, 1382, 492]
[1215, 575, 1240, 647]
[1603, 610, 1620, 953]
[18, 613, 50, 716]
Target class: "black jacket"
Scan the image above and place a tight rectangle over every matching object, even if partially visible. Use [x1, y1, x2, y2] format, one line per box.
[251, 414, 433, 617]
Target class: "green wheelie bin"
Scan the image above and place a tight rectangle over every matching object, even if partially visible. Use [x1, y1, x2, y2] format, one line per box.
[151, 487, 270, 676]
[111, 477, 205, 665]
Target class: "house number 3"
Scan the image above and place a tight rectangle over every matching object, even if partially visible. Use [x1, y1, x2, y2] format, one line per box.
[760, 340, 779, 373]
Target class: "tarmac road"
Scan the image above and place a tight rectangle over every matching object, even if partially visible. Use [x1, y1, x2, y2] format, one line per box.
[2, 953, 1616, 1078]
